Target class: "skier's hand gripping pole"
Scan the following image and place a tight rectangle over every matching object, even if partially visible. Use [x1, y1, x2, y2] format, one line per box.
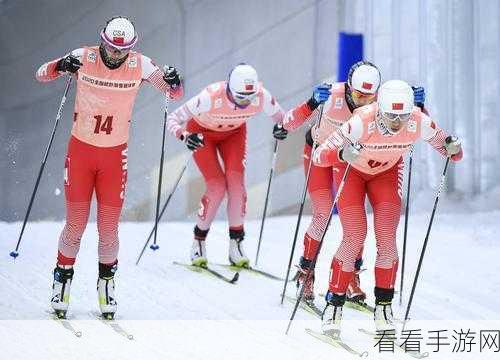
[10, 76, 73, 259]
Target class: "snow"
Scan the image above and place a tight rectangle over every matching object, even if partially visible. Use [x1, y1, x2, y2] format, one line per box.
[1, 209, 500, 359]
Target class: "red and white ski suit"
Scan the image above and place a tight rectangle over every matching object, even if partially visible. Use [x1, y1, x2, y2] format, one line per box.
[282, 83, 364, 263]
[313, 103, 463, 293]
[36, 46, 183, 266]
[167, 81, 284, 237]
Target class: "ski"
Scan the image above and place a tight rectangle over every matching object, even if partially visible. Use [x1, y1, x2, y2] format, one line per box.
[173, 261, 239, 284]
[214, 263, 291, 281]
[319, 293, 375, 315]
[305, 328, 369, 357]
[345, 299, 375, 314]
[91, 311, 134, 340]
[48, 311, 82, 337]
[358, 328, 429, 359]
[284, 295, 323, 318]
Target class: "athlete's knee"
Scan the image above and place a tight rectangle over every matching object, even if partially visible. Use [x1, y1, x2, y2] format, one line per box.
[206, 177, 227, 201]
[225, 170, 244, 192]
[63, 202, 90, 238]
[376, 243, 398, 268]
[97, 205, 120, 233]
[61, 221, 87, 242]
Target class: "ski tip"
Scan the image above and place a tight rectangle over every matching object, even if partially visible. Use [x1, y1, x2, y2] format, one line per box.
[9, 251, 19, 259]
[149, 244, 160, 251]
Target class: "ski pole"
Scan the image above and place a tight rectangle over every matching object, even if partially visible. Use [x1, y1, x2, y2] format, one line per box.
[150, 95, 170, 252]
[403, 154, 452, 329]
[136, 158, 189, 265]
[10, 76, 73, 259]
[286, 162, 352, 334]
[255, 139, 279, 266]
[399, 145, 414, 306]
[280, 103, 325, 305]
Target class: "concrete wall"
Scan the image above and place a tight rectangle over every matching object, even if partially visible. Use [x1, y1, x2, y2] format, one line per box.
[1, 0, 499, 223]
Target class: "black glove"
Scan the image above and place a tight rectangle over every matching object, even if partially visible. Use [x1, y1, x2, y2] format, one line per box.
[56, 55, 82, 74]
[163, 66, 182, 88]
[181, 132, 204, 151]
[273, 123, 288, 140]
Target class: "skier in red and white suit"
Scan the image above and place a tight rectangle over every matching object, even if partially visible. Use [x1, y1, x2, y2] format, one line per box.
[35, 16, 183, 319]
[313, 80, 463, 334]
[282, 61, 381, 302]
[167, 64, 285, 268]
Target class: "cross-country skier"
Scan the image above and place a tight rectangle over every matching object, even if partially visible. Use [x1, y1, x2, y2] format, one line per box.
[166, 63, 286, 268]
[282, 61, 381, 303]
[312, 79, 463, 335]
[35, 16, 183, 319]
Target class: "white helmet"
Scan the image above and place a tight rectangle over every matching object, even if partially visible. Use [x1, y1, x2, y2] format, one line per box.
[377, 80, 414, 134]
[227, 64, 259, 107]
[100, 16, 138, 50]
[348, 61, 381, 94]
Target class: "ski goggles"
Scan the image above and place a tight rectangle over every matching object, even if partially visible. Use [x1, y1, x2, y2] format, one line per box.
[102, 41, 131, 59]
[232, 91, 258, 106]
[381, 112, 412, 122]
[380, 111, 412, 133]
[351, 88, 377, 101]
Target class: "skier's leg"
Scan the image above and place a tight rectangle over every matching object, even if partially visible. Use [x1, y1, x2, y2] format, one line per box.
[94, 143, 128, 318]
[219, 125, 249, 267]
[366, 161, 403, 330]
[322, 164, 367, 334]
[187, 121, 227, 265]
[302, 143, 333, 260]
[95, 143, 127, 265]
[299, 143, 333, 300]
[52, 137, 95, 316]
[327, 163, 367, 297]
[57, 137, 95, 266]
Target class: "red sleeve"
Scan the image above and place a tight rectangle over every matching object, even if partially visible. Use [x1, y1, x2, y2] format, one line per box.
[145, 68, 184, 100]
[282, 101, 316, 131]
[35, 58, 62, 82]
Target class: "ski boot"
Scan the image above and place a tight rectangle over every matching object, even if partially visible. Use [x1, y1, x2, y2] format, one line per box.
[51, 265, 74, 319]
[228, 228, 249, 268]
[321, 291, 345, 338]
[97, 262, 118, 320]
[191, 226, 208, 267]
[191, 240, 208, 267]
[346, 271, 366, 303]
[295, 256, 315, 302]
[374, 287, 396, 332]
[347, 258, 366, 303]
